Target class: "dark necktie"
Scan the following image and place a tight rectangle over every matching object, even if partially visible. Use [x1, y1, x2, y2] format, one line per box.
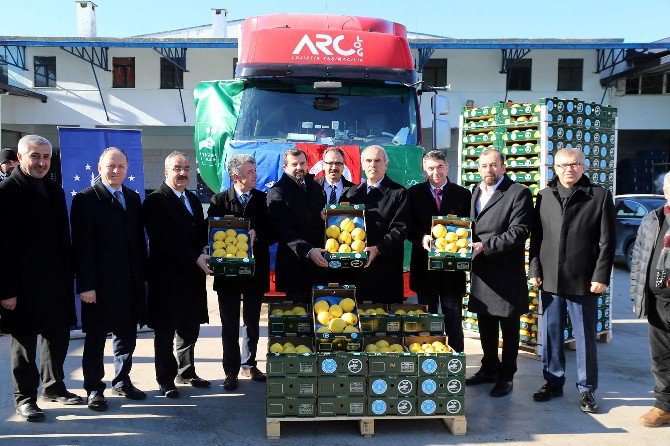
[240, 192, 249, 209]
[434, 188, 442, 210]
[180, 194, 192, 215]
[300, 182, 307, 193]
[328, 184, 337, 205]
[114, 190, 125, 210]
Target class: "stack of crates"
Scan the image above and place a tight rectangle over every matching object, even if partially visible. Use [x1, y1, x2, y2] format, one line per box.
[317, 352, 368, 416]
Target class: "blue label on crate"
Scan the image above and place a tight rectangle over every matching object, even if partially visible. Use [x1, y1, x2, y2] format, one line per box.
[372, 379, 388, 395]
[547, 140, 554, 151]
[547, 127, 554, 137]
[601, 134, 608, 144]
[600, 173, 606, 182]
[585, 104, 592, 115]
[564, 329, 570, 340]
[547, 114, 553, 122]
[422, 358, 438, 374]
[547, 100, 554, 110]
[567, 101, 574, 112]
[321, 358, 337, 374]
[584, 132, 591, 143]
[371, 399, 387, 415]
[421, 399, 437, 415]
[601, 147, 607, 157]
[547, 155, 554, 165]
[566, 116, 574, 125]
[566, 129, 573, 140]
[422, 379, 437, 395]
[585, 159, 591, 168]
[585, 118, 592, 128]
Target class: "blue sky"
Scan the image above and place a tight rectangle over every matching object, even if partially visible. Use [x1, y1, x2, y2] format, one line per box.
[1, 0, 667, 42]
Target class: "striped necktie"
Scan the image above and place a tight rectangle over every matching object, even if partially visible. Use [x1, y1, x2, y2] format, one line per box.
[328, 184, 337, 205]
[180, 194, 192, 215]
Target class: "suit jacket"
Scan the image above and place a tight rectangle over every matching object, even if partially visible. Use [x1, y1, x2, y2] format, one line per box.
[143, 182, 208, 329]
[529, 175, 616, 296]
[0, 167, 76, 334]
[70, 182, 148, 333]
[468, 175, 533, 317]
[408, 180, 472, 295]
[208, 186, 274, 294]
[267, 173, 326, 294]
[344, 175, 410, 303]
[316, 177, 355, 204]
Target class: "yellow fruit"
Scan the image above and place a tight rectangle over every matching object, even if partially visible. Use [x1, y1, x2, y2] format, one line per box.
[225, 235, 237, 245]
[225, 244, 238, 255]
[224, 253, 235, 258]
[236, 233, 249, 243]
[282, 346, 296, 354]
[351, 227, 366, 241]
[329, 304, 343, 318]
[270, 309, 284, 316]
[375, 307, 386, 315]
[445, 232, 458, 242]
[325, 225, 341, 239]
[269, 343, 284, 353]
[458, 247, 469, 254]
[292, 306, 307, 315]
[236, 251, 249, 259]
[342, 312, 358, 326]
[364, 309, 376, 315]
[225, 229, 237, 238]
[329, 317, 346, 333]
[317, 326, 332, 334]
[444, 243, 457, 253]
[409, 342, 420, 350]
[325, 238, 339, 253]
[212, 249, 225, 257]
[390, 344, 404, 352]
[432, 224, 447, 238]
[455, 228, 469, 239]
[340, 298, 355, 313]
[295, 345, 312, 354]
[283, 342, 295, 349]
[212, 240, 226, 250]
[338, 231, 352, 245]
[455, 238, 468, 249]
[365, 344, 378, 353]
[343, 325, 359, 333]
[338, 244, 352, 253]
[394, 309, 406, 315]
[340, 218, 355, 233]
[316, 311, 332, 325]
[283, 310, 294, 316]
[434, 237, 447, 249]
[432, 341, 445, 348]
[236, 241, 249, 252]
[213, 231, 226, 241]
[375, 340, 390, 349]
[313, 300, 329, 315]
[378, 346, 392, 353]
[409, 346, 423, 353]
[351, 239, 365, 253]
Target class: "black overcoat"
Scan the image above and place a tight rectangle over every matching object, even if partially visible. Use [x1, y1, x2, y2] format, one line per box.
[468, 175, 533, 317]
[0, 168, 76, 334]
[408, 180, 472, 295]
[267, 173, 326, 294]
[344, 176, 409, 303]
[529, 176, 616, 296]
[208, 186, 274, 294]
[70, 182, 148, 333]
[142, 182, 208, 329]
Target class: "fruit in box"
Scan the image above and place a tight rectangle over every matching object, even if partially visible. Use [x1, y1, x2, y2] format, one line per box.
[211, 229, 250, 258]
[314, 296, 359, 335]
[432, 224, 471, 254]
[408, 341, 451, 354]
[269, 341, 313, 354]
[325, 216, 366, 255]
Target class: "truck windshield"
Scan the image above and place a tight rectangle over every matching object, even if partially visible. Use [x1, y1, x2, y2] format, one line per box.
[234, 83, 419, 145]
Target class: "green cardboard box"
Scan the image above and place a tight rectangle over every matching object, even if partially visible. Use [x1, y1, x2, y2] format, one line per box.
[317, 396, 367, 416]
[368, 396, 417, 416]
[313, 284, 363, 352]
[266, 376, 317, 397]
[268, 302, 313, 336]
[207, 217, 255, 276]
[266, 337, 317, 377]
[427, 216, 473, 272]
[317, 352, 367, 376]
[368, 375, 417, 397]
[317, 374, 367, 397]
[323, 204, 368, 269]
[418, 375, 465, 396]
[266, 397, 316, 418]
[404, 336, 466, 376]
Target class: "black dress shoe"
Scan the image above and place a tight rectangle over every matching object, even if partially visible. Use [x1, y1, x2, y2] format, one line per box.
[223, 375, 239, 391]
[16, 403, 45, 422]
[42, 390, 83, 405]
[159, 385, 180, 399]
[490, 380, 514, 397]
[176, 375, 211, 388]
[87, 393, 108, 412]
[580, 391, 599, 413]
[112, 383, 147, 400]
[533, 383, 564, 402]
[241, 366, 266, 382]
[465, 371, 498, 386]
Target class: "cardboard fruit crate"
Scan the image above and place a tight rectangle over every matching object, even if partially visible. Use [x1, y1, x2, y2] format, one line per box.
[368, 396, 417, 416]
[267, 397, 316, 417]
[357, 303, 401, 335]
[364, 336, 418, 376]
[418, 375, 465, 396]
[323, 204, 368, 269]
[502, 143, 541, 156]
[317, 396, 367, 416]
[368, 375, 418, 398]
[267, 376, 317, 397]
[427, 216, 472, 273]
[317, 374, 367, 397]
[268, 302, 313, 336]
[417, 395, 465, 416]
[267, 337, 317, 377]
[207, 217, 255, 276]
[313, 284, 362, 352]
[404, 336, 466, 376]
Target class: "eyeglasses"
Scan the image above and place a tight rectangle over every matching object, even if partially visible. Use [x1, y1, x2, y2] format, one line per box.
[555, 162, 582, 170]
[324, 161, 344, 167]
[172, 166, 191, 173]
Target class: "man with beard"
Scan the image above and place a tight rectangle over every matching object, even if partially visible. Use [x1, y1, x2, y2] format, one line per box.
[267, 148, 327, 302]
[317, 147, 355, 205]
[465, 149, 533, 398]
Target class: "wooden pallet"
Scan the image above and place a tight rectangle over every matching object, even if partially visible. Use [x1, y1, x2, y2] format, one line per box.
[565, 331, 612, 350]
[266, 415, 467, 439]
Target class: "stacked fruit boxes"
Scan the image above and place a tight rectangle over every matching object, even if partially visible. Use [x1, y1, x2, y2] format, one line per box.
[458, 98, 617, 354]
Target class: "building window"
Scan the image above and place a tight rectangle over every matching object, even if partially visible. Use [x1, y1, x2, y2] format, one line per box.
[34, 56, 57, 87]
[507, 59, 532, 91]
[422, 59, 447, 88]
[624, 72, 668, 94]
[233, 57, 238, 78]
[625, 77, 640, 94]
[0, 63, 7, 84]
[113, 57, 135, 88]
[557, 58, 583, 91]
[160, 57, 183, 89]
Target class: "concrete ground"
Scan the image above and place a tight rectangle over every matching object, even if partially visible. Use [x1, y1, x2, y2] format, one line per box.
[0, 265, 665, 445]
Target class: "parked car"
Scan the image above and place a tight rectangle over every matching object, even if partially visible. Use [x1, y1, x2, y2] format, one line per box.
[614, 194, 666, 269]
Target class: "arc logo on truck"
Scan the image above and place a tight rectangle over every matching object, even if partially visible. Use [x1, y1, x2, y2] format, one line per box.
[292, 34, 364, 62]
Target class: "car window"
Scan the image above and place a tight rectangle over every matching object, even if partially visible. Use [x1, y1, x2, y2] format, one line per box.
[616, 200, 646, 218]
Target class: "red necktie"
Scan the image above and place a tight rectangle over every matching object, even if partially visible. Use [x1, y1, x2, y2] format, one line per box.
[434, 188, 442, 210]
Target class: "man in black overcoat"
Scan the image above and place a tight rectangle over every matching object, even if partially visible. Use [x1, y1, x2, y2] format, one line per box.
[0, 135, 82, 422]
[466, 149, 533, 397]
[143, 151, 211, 398]
[529, 148, 616, 413]
[344, 145, 409, 304]
[208, 154, 274, 391]
[408, 150, 471, 351]
[70, 147, 148, 411]
[267, 148, 327, 303]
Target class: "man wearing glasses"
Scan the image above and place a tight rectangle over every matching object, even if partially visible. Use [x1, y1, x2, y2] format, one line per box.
[143, 151, 212, 398]
[529, 148, 616, 413]
[317, 147, 355, 205]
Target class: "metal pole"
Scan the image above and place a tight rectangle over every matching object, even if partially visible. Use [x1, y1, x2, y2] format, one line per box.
[90, 61, 109, 122]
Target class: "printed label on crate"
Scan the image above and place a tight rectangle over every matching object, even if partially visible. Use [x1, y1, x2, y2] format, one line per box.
[422, 379, 438, 395]
[447, 378, 463, 394]
[387, 321, 401, 332]
[348, 358, 364, 374]
[447, 358, 464, 374]
[430, 321, 444, 332]
[299, 383, 315, 395]
[446, 398, 462, 415]
[299, 363, 315, 375]
[350, 381, 365, 394]
[400, 361, 416, 374]
[350, 403, 365, 415]
[397, 379, 414, 395]
[397, 399, 413, 415]
[420, 399, 437, 415]
[422, 358, 438, 374]
[298, 403, 314, 416]
[321, 358, 337, 374]
[297, 322, 311, 333]
[371, 379, 388, 395]
[371, 399, 387, 415]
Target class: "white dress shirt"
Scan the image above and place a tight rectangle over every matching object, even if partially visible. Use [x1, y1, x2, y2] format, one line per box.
[366, 177, 384, 193]
[476, 175, 505, 214]
[168, 185, 193, 214]
[323, 179, 344, 204]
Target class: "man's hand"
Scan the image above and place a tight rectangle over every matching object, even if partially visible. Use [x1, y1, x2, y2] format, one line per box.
[470, 242, 484, 259]
[80, 290, 97, 304]
[530, 277, 543, 288]
[248, 229, 257, 245]
[308, 248, 328, 267]
[364, 246, 380, 268]
[0, 297, 17, 311]
[422, 235, 432, 252]
[590, 282, 607, 294]
[197, 254, 214, 275]
[320, 209, 326, 221]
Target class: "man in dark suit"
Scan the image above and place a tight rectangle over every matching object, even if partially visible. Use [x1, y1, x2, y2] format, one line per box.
[316, 146, 355, 205]
[208, 154, 273, 391]
[143, 151, 211, 398]
[529, 148, 616, 413]
[408, 150, 471, 352]
[0, 135, 82, 422]
[267, 148, 327, 303]
[0, 147, 18, 182]
[466, 149, 533, 397]
[70, 147, 148, 411]
[344, 145, 409, 303]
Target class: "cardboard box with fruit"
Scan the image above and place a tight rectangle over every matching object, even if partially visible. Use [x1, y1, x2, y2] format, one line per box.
[404, 336, 466, 376]
[357, 303, 401, 335]
[312, 284, 362, 352]
[266, 337, 317, 377]
[208, 217, 255, 276]
[364, 336, 418, 376]
[388, 304, 445, 335]
[323, 204, 368, 268]
[428, 216, 473, 271]
[268, 303, 313, 336]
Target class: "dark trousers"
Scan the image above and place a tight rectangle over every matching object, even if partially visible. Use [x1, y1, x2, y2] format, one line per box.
[217, 290, 263, 376]
[82, 330, 137, 394]
[153, 325, 200, 386]
[648, 294, 670, 412]
[541, 291, 598, 392]
[477, 313, 520, 381]
[11, 329, 70, 406]
[417, 291, 465, 352]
